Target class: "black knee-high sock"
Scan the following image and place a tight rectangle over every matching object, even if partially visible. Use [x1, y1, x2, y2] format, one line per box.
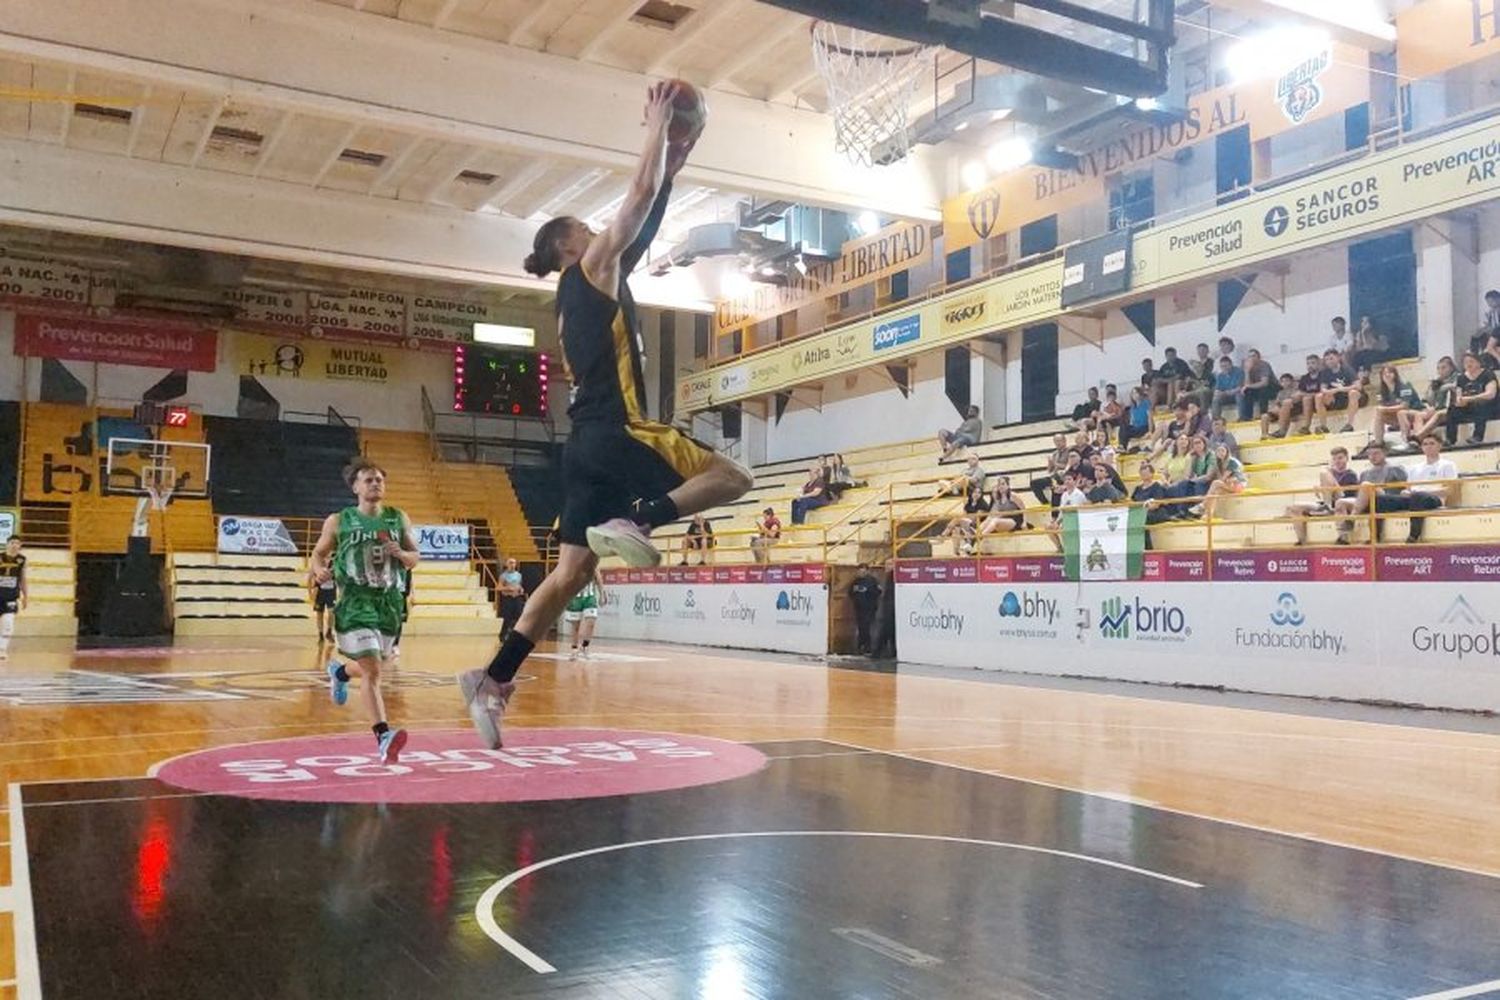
[631, 495, 679, 529]
[485, 630, 535, 684]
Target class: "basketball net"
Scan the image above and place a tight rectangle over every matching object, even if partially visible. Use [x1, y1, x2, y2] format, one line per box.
[131, 471, 174, 539]
[810, 20, 931, 168]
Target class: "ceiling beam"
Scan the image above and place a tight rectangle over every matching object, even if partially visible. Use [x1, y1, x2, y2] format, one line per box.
[368, 133, 426, 193]
[55, 67, 78, 143]
[537, 167, 611, 216]
[576, 0, 644, 62]
[1201, 0, 1397, 49]
[124, 84, 151, 155]
[250, 108, 295, 177]
[704, 15, 809, 89]
[187, 96, 227, 166]
[768, 65, 822, 106]
[646, 0, 742, 74]
[507, 3, 551, 44]
[479, 158, 551, 211]
[433, 0, 463, 30]
[410, 146, 484, 203]
[310, 121, 362, 186]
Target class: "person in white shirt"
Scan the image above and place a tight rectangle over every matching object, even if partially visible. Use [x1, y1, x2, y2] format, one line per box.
[1403, 434, 1458, 542]
[1215, 335, 1245, 368]
[1327, 316, 1354, 356]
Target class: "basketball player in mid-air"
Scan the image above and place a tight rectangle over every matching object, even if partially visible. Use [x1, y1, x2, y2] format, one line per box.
[0, 535, 27, 660]
[564, 569, 606, 660]
[458, 81, 752, 747]
[312, 459, 419, 762]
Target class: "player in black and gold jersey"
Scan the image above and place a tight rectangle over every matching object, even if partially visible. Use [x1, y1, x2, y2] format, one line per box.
[0, 535, 27, 660]
[458, 81, 753, 748]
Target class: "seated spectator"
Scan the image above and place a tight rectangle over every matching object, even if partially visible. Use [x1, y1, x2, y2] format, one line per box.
[1482, 334, 1500, 372]
[1447, 352, 1498, 446]
[750, 507, 780, 564]
[1164, 435, 1216, 517]
[1216, 335, 1245, 368]
[1032, 433, 1071, 505]
[1262, 372, 1302, 439]
[1195, 442, 1247, 520]
[1119, 387, 1153, 452]
[940, 479, 989, 556]
[1211, 355, 1244, 421]
[1237, 349, 1277, 421]
[1155, 347, 1193, 407]
[1157, 435, 1199, 518]
[1086, 462, 1125, 504]
[1182, 342, 1216, 412]
[826, 452, 857, 500]
[1471, 289, 1500, 356]
[1404, 434, 1459, 541]
[790, 464, 830, 525]
[1070, 386, 1102, 430]
[1096, 385, 1124, 442]
[938, 405, 983, 458]
[1282, 354, 1325, 438]
[1398, 356, 1457, 447]
[1310, 349, 1366, 434]
[1147, 400, 1192, 463]
[939, 453, 986, 497]
[979, 475, 1026, 538]
[1058, 471, 1089, 509]
[681, 513, 715, 565]
[1207, 415, 1239, 459]
[1044, 449, 1087, 511]
[1327, 315, 1354, 356]
[1334, 441, 1409, 544]
[1131, 462, 1173, 525]
[1286, 446, 1359, 545]
[1139, 357, 1159, 403]
[1073, 427, 1097, 461]
[1349, 315, 1389, 370]
[1367, 364, 1420, 455]
[1089, 428, 1117, 469]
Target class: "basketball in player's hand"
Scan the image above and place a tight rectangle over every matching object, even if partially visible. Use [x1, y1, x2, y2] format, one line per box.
[666, 79, 708, 145]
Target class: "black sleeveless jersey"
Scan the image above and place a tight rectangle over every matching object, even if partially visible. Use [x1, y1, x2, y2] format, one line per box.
[557, 182, 672, 425]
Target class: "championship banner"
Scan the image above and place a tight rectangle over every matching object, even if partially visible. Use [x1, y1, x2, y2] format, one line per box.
[217, 516, 298, 555]
[1063, 506, 1145, 581]
[14, 313, 217, 372]
[0, 508, 18, 543]
[0, 254, 98, 309]
[1397, 0, 1500, 81]
[414, 523, 470, 561]
[230, 331, 393, 385]
[942, 43, 1370, 252]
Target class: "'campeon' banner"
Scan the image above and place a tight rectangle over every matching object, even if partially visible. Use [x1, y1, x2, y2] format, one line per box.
[1063, 506, 1145, 581]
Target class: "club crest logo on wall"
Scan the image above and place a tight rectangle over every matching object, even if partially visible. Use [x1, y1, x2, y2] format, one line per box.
[1276, 49, 1330, 124]
[966, 188, 1002, 241]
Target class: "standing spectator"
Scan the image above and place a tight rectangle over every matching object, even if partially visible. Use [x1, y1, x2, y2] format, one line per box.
[1286, 447, 1359, 545]
[1446, 352, 1498, 445]
[1472, 289, 1500, 355]
[1119, 387, 1153, 452]
[1032, 433, 1070, 505]
[1310, 349, 1365, 433]
[682, 513, 714, 565]
[790, 464, 830, 525]
[1367, 364, 1420, 455]
[1211, 355, 1244, 421]
[1237, 349, 1277, 421]
[1070, 386, 1102, 430]
[1207, 416, 1240, 458]
[1350, 315, 1389, 370]
[1399, 356, 1458, 447]
[750, 507, 781, 564]
[1262, 373, 1302, 439]
[979, 475, 1026, 539]
[498, 557, 526, 640]
[1216, 335, 1245, 367]
[1327, 316, 1354, 355]
[1334, 441, 1408, 544]
[870, 559, 898, 660]
[1404, 434, 1459, 542]
[1155, 347, 1193, 407]
[847, 565, 881, 656]
[938, 405, 983, 457]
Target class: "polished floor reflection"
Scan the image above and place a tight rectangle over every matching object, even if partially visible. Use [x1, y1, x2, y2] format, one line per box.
[4, 635, 1500, 998]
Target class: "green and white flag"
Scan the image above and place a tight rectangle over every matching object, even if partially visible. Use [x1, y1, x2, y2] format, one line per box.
[1062, 505, 1146, 581]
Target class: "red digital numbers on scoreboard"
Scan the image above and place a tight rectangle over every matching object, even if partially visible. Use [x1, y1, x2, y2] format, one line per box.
[164, 406, 190, 428]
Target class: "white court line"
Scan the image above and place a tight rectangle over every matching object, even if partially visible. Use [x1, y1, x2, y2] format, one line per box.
[475, 829, 1203, 974]
[1408, 980, 1500, 1000]
[8, 783, 42, 1000]
[818, 738, 1500, 881]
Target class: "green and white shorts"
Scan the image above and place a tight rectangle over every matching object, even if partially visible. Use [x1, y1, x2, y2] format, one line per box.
[563, 592, 599, 622]
[337, 627, 396, 661]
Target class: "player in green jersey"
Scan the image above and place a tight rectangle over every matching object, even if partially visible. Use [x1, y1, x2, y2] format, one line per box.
[563, 569, 605, 660]
[310, 458, 420, 763]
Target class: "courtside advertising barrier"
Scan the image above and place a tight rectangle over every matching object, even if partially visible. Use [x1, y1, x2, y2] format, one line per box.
[894, 550, 1500, 711]
[216, 516, 298, 555]
[595, 565, 829, 656]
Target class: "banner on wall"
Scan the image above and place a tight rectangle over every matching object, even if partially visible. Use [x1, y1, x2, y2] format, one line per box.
[217, 516, 298, 555]
[713, 220, 932, 336]
[0, 254, 101, 309]
[230, 331, 394, 385]
[1063, 506, 1145, 581]
[414, 523, 470, 561]
[13, 313, 217, 371]
[895, 577, 1500, 712]
[942, 43, 1372, 252]
[0, 508, 17, 543]
[1396, 0, 1500, 81]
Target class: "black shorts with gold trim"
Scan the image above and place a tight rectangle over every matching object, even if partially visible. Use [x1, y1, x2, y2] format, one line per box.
[559, 419, 714, 546]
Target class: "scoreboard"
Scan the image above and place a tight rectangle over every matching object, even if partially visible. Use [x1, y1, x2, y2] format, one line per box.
[453, 345, 549, 417]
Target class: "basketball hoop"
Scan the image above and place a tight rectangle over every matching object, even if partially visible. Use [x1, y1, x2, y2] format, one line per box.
[131, 468, 175, 539]
[810, 20, 932, 168]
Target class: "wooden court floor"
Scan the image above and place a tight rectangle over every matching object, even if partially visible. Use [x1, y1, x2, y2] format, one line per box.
[2, 633, 1500, 998]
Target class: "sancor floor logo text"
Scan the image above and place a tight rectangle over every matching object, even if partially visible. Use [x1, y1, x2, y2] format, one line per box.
[1099, 595, 1191, 642]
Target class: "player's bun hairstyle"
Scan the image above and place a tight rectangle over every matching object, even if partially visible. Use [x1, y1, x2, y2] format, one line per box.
[524, 217, 576, 278]
[343, 457, 387, 488]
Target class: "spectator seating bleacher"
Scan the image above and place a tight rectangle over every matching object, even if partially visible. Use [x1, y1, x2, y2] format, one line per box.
[205, 417, 360, 519]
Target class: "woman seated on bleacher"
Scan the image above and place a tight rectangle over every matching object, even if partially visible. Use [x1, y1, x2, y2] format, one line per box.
[790, 464, 832, 525]
[1398, 356, 1457, 448]
[940, 479, 991, 555]
[1446, 352, 1498, 447]
[1194, 442, 1248, 520]
[1367, 364, 1421, 455]
[978, 475, 1026, 539]
[825, 453, 857, 500]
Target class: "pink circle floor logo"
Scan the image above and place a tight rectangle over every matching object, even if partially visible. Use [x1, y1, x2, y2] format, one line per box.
[151, 728, 768, 804]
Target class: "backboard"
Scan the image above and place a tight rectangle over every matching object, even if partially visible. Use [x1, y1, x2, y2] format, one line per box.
[104, 437, 212, 501]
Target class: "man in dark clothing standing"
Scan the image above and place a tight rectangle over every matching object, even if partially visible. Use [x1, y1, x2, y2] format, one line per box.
[870, 561, 898, 660]
[848, 565, 882, 655]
